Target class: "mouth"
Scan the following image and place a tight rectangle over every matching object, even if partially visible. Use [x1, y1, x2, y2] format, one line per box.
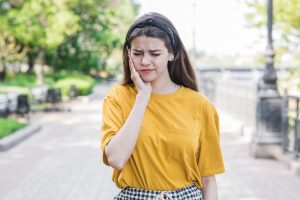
[140, 69, 155, 74]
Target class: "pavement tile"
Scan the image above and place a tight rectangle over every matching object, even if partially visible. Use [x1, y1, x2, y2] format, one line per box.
[0, 84, 299, 200]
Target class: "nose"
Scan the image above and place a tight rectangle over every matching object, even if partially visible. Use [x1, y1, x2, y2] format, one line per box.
[141, 54, 150, 66]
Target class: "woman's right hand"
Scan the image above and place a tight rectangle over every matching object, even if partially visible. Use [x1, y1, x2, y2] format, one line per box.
[128, 50, 152, 97]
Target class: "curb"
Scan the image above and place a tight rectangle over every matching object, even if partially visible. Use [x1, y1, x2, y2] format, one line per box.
[0, 123, 41, 151]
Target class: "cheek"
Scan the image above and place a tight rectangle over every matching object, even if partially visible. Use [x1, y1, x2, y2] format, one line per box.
[155, 58, 169, 69]
[132, 57, 141, 66]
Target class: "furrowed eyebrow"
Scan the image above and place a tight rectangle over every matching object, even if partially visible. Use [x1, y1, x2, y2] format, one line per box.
[132, 49, 162, 52]
[132, 49, 143, 52]
[149, 50, 162, 53]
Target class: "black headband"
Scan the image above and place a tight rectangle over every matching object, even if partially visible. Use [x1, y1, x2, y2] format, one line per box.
[126, 17, 178, 55]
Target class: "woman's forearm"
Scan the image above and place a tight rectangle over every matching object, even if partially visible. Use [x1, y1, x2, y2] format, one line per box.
[201, 176, 218, 200]
[104, 93, 149, 170]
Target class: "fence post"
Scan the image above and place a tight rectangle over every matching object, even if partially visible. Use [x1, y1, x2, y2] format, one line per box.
[295, 98, 300, 158]
[281, 92, 289, 152]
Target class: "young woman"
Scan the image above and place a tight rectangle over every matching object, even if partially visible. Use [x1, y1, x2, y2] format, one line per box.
[101, 12, 225, 200]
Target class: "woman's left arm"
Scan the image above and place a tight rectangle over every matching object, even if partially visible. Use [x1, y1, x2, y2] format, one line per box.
[201, 175, 218, 200]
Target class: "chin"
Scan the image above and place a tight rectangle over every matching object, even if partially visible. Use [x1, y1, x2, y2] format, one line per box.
[141, 78, 155, 83]
[141, 76, 156, 82]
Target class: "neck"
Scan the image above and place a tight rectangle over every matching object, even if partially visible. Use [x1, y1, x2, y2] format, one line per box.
[150, 76, 179, 94]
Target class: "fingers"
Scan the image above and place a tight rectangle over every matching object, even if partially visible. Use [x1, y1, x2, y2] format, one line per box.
[128, 51, 137, 74]
[128, 50, 145, 88]
[128, 50, 138, 81]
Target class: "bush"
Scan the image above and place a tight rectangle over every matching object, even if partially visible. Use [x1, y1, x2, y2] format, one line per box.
[0, 118, 26, 139]
[54, 74, 95, 96]
[3, 73, 36, 87]
[45, 70, 70, 82]
[0, 86, 30, 95]
[1, 71, 96, 97]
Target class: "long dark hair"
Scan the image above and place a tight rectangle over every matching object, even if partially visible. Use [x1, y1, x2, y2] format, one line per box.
[121, 12, 198, 92]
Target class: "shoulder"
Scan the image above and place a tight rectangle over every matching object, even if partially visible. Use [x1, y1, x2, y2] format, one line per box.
[181, 87, 216, 109]
[106, 84, 137, 100]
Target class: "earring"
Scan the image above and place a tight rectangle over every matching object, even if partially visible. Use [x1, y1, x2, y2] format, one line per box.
[169, 56, 174, 61]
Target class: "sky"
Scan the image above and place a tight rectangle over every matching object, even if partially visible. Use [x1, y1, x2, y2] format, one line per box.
[135, 0, 266, 57]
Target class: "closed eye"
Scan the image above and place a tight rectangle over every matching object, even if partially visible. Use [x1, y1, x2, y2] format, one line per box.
[133, 53, 160, 57]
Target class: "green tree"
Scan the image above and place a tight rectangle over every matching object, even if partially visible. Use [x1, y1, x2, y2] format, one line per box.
[0, 30, 26, 66]
[0, 1, 26, 77]
[0, 0, 79, 83]
[0, 0, 138, 79]
[246, 0, 300, 64]
[45, 0, 138, 73]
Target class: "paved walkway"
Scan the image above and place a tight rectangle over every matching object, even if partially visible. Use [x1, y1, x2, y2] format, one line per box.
[0, 83, 300, 200]
[217, 113, 300, 200]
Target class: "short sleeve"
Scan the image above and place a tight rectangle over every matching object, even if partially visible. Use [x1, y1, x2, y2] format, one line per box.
[198, 102, 225, 176]
[101, 87, 124, 166]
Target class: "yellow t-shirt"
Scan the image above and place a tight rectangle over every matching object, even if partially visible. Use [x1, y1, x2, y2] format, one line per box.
[101, 84, 224, 191]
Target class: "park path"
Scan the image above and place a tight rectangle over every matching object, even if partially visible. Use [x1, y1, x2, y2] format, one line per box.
[0, 83, 300, 200]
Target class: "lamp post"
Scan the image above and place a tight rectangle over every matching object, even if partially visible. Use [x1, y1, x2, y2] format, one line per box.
[261, 0, 277, 92]
[251, 0, 283, 158]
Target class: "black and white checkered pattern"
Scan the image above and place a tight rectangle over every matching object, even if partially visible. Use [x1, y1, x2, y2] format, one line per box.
[114, 184, 203, 200]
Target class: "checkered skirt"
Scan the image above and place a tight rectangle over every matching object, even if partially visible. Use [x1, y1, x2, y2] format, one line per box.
[114, 183, 203, 200]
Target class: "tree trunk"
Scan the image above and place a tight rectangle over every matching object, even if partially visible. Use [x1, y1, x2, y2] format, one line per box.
[0, 63, 6, 82]
[36, 49, 45, 86]
[27, 51, 36, 74]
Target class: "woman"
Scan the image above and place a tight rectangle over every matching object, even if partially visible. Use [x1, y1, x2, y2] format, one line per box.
[101, 12, 225, 200]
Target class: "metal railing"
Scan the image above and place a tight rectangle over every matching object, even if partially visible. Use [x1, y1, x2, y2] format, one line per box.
[197, 67, 259, 127]
[282, 95, 300, 158]
[198, 66, 300, 158]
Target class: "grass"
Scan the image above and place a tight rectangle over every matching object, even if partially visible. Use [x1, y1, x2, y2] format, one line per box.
[54, 74, 96, 96]
[1, 71, 96, 97]
[0, 118, 27, 139]
[0, 86, 30, 95]
[3, 73, 36, 87]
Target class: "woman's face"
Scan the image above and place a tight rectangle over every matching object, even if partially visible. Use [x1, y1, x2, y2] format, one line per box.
[129, 36, 172, 83]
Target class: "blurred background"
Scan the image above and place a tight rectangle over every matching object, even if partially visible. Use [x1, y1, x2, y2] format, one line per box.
[0, 0, 300, 199]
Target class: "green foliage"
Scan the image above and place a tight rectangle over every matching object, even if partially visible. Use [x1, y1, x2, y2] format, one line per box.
[2, 73, 36, 87]
[1, 0, 79, 49]
[45, 0, 138, 72]
[0, 71, 96, 96]
[45, 70, 71, 81]
[0, 118, 26, 139]
[54, 74, 95, 96]
[245, 0, 266, 28]
[276, 0, 300, 36]
[0, 73, 38, 96]
[0, 0, 138, 75]
[246, 0, 300, 31]
[0, 0, 80, 75]
[0, 30, 27, 64]
[246, 0, 300, 63]
[0, 86, 29, 95]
